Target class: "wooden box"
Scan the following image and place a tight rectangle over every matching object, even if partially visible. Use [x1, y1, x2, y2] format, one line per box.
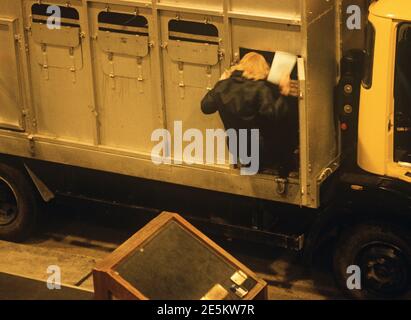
[93, 212, 267, 300]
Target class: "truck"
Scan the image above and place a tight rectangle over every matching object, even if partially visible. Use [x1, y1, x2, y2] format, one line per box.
[0, 0, 409, 299]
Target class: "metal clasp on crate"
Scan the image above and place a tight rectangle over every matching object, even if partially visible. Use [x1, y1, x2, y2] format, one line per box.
[28, 135, 35, 157]
[275, 178, 288, 195]
[178, 62, 185, 99]
[137, 56, 144, 94]
[41, 43, 49, 81]
[69, 47, 76, 83]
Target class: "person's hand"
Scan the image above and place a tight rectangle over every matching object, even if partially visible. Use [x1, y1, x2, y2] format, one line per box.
[280, 74, 299, 97]
[279, 74, 291, 96]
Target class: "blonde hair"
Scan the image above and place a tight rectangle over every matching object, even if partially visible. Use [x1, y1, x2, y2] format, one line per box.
[223, 52, 270, 81]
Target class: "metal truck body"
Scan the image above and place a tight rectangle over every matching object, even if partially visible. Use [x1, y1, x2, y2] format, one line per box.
[0, 0, 339, 209]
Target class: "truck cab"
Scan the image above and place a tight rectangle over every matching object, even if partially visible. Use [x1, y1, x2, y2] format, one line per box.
[358, 0, 411, 183]
[330, 0, 411, 300]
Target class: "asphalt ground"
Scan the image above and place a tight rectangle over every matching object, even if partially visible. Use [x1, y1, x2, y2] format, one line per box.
[0, 200, 344, 300]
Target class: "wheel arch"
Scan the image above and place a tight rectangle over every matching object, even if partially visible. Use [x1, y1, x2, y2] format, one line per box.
[0, 154, 54, 202]
[303, 177, 411, 266]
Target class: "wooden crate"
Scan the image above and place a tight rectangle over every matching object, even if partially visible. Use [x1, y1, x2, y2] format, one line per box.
[93, 212, 267, 300]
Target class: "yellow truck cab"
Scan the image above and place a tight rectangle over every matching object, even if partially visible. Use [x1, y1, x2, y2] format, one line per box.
[0, 0, 410, 299]
[358, 0, 411, 183]
[332, 0, 411, 299]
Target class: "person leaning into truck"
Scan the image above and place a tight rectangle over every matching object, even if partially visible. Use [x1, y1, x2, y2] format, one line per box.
[201, 52, 299, 178]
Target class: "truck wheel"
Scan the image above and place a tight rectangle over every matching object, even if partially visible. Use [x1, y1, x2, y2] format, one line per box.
[0, 162, 37, 241]
[334, 224, 411, 299]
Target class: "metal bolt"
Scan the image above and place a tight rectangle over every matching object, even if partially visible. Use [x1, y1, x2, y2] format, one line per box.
[344, 104, 353, 114]
[344, 84, 353, 94]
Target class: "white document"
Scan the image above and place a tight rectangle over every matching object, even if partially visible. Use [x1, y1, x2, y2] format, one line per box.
[267, 51, 297, 85]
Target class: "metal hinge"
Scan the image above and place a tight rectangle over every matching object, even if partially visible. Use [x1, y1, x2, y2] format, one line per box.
[14, 34, 22, 42]
[28, 135, 35, 156]
[388, 119, 393, 132]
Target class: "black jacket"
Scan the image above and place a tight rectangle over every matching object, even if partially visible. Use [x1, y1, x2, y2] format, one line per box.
[201, 71, 289, 128]
[201, 71, 298, 171]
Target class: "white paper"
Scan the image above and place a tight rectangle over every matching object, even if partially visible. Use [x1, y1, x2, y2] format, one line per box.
[267, 51, 297, 85]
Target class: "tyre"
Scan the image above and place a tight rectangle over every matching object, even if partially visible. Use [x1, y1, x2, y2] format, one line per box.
[0, 162, 38, 241]
[334, 223, 411, 300]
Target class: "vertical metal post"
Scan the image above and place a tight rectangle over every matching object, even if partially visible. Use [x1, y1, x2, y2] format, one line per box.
[19, 0, 38, 135]
[223, 0, 233, 69]
[81, 0, 101, 146]
[299, 0, 311, 207]
[152, 0, 168, 132]
[297, 57, 309, 207]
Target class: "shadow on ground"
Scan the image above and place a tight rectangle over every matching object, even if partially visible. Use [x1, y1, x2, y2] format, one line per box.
[26, 198, 345, 300]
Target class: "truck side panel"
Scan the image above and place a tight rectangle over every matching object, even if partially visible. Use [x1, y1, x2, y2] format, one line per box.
[305, 0, 339, 205]
[0, 0, 341, 209]
[23, 0, 96, 144]
[0, 1, 26, 131]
